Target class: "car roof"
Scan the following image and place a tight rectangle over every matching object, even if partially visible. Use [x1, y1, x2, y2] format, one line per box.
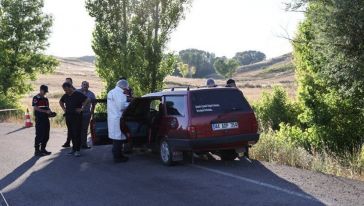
[142, 87, 238, 98]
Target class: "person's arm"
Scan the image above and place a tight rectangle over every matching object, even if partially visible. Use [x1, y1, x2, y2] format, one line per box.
[81, 98, 91, 112]
[90, 93, 96, 115]
[76, 94, 90, 113]
[33, 106, 51, 114]
[59, 97, 66, 113]
[118, 92, 127, 112]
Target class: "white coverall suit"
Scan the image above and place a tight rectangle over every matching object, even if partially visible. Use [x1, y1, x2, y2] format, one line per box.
[107, 86, 128, 140]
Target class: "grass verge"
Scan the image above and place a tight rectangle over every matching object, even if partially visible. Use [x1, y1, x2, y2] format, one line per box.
[251, 132, 364, 181]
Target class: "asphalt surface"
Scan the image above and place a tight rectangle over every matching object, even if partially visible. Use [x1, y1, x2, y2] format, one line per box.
[0, 123, 363, 206]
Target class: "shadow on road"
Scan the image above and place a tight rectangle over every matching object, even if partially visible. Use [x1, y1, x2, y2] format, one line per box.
[0, 156, 39, 190]
[5, 127, 31, 135]
[1, 148, 325, 206]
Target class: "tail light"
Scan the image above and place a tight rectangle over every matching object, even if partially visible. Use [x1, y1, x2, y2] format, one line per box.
[249, 113, 258, 133]
[188, 126, 197, 138]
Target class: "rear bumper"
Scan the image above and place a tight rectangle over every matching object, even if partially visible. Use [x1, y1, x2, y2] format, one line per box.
[168, 133, 260, 151]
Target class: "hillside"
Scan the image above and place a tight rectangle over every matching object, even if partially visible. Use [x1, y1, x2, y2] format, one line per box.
[166, 53, 296, 100]
[21, 53, 296, 110]
[21, 57, 104, 110]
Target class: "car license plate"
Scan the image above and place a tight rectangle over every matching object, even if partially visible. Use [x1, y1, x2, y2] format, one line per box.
[212, 122, 239, 131]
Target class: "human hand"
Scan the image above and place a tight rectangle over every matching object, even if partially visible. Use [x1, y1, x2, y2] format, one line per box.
[76, 108, 83, 113]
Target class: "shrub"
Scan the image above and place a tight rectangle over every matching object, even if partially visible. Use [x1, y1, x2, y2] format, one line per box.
[253, 86, 301, 132]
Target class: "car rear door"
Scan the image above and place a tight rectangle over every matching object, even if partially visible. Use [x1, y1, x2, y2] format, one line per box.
[159, 95, 188, 140]
[189, 89, 258, 139]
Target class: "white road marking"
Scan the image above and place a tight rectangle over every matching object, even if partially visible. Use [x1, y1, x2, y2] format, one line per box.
[191, 164, 328, 204]
[0, 191, 9, 206]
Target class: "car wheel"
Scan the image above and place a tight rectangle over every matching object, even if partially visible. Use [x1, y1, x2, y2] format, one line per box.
[160, 139, 175, 166]
[219, 150, 238, 161]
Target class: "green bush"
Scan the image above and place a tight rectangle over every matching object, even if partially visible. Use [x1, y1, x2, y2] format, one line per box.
[253, 86, 301, 132]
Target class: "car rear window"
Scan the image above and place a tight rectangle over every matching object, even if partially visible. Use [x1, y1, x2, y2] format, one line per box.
[190, 89, 251, 115]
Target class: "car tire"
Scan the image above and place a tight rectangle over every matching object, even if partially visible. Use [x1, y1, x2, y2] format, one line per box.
[219, 150, 238, 161]
[160, 139, 175, 166]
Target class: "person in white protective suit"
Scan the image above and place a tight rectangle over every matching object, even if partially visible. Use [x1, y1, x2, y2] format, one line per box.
[107, 79, 129, 163]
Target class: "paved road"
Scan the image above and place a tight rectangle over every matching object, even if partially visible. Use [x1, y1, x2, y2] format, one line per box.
[0, 123, 363, 206]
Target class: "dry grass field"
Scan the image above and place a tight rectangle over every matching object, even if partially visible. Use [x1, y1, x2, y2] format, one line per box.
[21, 57, 104, 111]
[20, 54, 296, 112]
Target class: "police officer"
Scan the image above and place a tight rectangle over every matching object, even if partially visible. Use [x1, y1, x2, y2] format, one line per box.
[33, 85, 53, 156]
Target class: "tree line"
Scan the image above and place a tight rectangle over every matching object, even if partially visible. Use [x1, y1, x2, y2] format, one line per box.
[176, 49, 266, 78]
[0, 0, 266, 109]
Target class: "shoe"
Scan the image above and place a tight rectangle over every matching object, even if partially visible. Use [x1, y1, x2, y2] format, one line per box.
[114, 156, 129, 163]
[34, 150, 44, 157]
[41, 150, 52, 155]
[62, 142, 71, 148]
[68, 150, 75, 155]
[74, 151, 81, 157]
[81, 146, 91, 149]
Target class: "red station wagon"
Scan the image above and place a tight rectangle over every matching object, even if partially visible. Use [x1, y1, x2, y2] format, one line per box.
[91, 87, 260, 165]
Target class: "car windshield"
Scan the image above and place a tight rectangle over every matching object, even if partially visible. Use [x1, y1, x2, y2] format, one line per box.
[190, 89, 251, 115]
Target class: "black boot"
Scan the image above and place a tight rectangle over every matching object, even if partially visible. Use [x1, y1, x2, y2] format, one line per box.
[41, 148, 52, 155]
[34, 146, 44, 156]
[62, 141, 71, 148]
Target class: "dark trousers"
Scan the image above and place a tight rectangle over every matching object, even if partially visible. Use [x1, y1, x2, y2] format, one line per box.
[35, 116, 50, 150]
[65, 114, 82, 151]
[112, 140, 124, 160]
[81, 113, 91, 147]
[65, 122, 71, 144]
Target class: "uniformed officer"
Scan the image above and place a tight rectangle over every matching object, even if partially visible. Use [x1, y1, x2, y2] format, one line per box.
[33, 85, 53, 156]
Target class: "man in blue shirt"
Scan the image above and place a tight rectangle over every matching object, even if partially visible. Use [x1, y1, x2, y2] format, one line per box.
[78, 81, 96, 149]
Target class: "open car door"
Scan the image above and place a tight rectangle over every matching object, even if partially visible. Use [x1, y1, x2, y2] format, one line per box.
[121, 97, 163, 148]
[90, 99, 112, 145]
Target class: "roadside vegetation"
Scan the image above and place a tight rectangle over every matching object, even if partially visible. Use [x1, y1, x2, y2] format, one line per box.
[251, 87, 364, 180]
[250, 0, 364, 181]
[0, 0, 58, 110]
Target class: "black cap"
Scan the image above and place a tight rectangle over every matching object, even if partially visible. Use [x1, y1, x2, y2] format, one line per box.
[40, 85, 48, 93]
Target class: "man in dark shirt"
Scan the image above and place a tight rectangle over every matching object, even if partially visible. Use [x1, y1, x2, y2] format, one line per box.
[65, 77, 76, 90]
[59, 82, 90, 157]
[33, 85, 53, 156]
